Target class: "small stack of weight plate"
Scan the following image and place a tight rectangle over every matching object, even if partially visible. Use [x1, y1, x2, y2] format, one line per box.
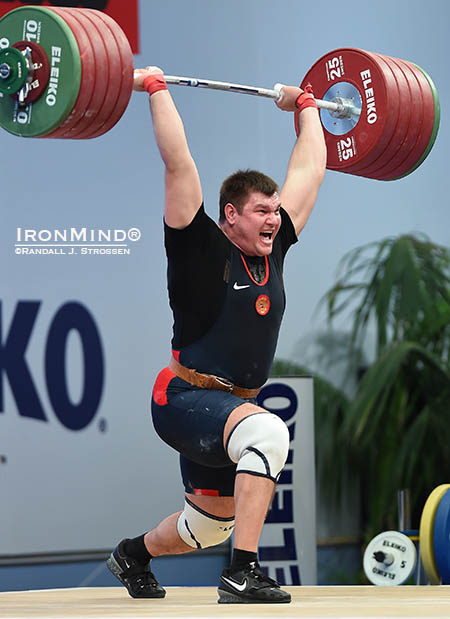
[0, 5, 133, 138]
[364, 484, 450, 585]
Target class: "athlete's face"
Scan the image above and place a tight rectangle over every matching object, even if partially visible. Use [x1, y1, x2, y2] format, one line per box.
[224, 191, 282, 256]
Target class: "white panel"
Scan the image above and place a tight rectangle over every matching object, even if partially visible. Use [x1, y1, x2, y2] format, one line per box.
[257, 377, 317, 585]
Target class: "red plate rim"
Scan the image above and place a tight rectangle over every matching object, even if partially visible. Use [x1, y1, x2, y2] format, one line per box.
[56, 7, 109, 138]
[73, 9, 123, 140]
[82, 9, 133, 139]
[346, 52, 413, 177]
[380, 58, 435, 179]
[363, 55, 422, 178]
[42, 6, 96, 138]
[336, 50, 400, 175]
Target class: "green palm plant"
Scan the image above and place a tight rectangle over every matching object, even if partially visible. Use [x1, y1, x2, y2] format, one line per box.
[323, 233, 450, 539]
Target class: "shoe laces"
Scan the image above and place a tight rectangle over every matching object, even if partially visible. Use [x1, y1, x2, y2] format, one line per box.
[248, 563, 279, 588]
[131, 569, 159, 590]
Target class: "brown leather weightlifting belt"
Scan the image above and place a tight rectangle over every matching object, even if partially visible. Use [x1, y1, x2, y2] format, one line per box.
[169, 356, 261, 399]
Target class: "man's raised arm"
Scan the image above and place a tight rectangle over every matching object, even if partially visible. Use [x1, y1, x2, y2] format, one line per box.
[134, 67, 202, 229]
[276, 85, 327, 236]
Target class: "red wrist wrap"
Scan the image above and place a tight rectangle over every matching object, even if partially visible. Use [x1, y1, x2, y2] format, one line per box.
[143, 74, 168, 96]
[295, 83, 318, 113]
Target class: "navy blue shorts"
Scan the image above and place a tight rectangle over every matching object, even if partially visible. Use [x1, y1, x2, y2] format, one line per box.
[151, 367, 256, 497]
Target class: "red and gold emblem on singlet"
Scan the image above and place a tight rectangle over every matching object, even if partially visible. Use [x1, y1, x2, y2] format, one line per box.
[255, 294, 270, 316]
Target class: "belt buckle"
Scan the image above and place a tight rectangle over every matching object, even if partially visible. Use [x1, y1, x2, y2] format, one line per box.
[215, 376, 234, 393]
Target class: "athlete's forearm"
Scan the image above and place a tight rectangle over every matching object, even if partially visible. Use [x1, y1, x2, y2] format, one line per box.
[149, 90, 194, 173]
[288, 107, 327, 179]
[134, 67, 195, 174]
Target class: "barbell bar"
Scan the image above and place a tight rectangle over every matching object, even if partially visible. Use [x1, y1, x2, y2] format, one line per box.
[161, 74, 362, 120]
[0, 5, 440, 181]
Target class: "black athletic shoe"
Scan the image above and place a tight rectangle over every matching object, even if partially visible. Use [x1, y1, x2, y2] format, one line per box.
[218, 561, 291, 604]
[106, 539, 166, 599]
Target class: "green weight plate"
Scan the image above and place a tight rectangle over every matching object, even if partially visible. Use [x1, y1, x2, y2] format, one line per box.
[0, 46, 28, 94]
[0, 6, 81, 137]
[392, 62, 440, 180]
[419, 484, 450, 584]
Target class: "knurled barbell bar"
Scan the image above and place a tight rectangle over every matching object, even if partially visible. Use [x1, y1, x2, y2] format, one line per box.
[0, 5, 440, 181]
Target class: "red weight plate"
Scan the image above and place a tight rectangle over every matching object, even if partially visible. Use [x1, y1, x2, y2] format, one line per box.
[12, 41, 50, 103]
[337, 51, 400, 176]
[60, 7, 119, 139]
[55, 8, 109, 138]
[362, 55, 421, 179]
[371, 59, 425, 180]
[78, 9, 125, 139]
[82, 9, 133, 139]
[300, 48, 398, 172]
[380, 58, 435, 180]
[42, 7, 95, 138]
[347, 52, 412, 178]
[393, 63, 440, 180]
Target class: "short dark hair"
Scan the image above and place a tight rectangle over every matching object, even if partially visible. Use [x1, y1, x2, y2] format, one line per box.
[219, 169, 279, 222]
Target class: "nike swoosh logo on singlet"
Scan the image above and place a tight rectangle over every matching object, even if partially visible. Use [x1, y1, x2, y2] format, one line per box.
[233, 282, 250, 290]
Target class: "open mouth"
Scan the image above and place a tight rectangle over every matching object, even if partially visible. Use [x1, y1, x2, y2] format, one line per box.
[260, 232, 273, 240]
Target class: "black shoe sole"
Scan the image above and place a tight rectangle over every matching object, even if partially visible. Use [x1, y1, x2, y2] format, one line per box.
[106, 555, 166, 599]
[217, 587, 291, 604]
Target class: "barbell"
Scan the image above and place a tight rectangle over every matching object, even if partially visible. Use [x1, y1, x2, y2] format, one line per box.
[0, 5, 440, 181]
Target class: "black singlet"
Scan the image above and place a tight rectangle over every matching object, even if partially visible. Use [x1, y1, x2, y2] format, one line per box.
[164, 205, 297, 388]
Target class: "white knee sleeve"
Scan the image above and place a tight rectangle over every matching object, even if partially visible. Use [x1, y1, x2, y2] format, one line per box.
[226, 412, 289, 482]
[177, 497, 235, 550]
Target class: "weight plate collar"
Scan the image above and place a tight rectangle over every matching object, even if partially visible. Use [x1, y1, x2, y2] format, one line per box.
[319, 81, 361, 136]
[12, 41, 50, 104]
[0, 46, 27, 94]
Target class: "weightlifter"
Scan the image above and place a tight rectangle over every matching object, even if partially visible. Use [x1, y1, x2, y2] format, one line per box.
[107, 66, 326, 604]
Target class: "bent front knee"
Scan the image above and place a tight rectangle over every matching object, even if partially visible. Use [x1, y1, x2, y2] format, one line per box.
[226, 412, 289, 482]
